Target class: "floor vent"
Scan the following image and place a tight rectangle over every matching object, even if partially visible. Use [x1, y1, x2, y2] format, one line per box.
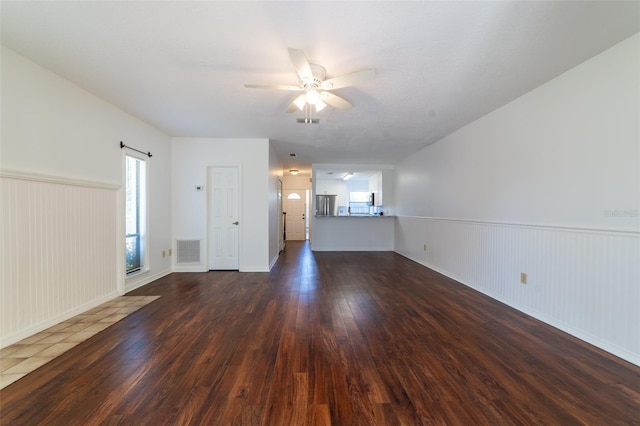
[176, 239, 201, 264]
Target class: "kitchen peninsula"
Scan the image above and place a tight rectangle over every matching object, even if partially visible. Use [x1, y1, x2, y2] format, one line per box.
[312, 214, 395, 251]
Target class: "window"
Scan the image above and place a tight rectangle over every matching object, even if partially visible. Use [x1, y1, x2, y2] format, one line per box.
[348, 191, 371, 215]
[125, 154, 146, 274]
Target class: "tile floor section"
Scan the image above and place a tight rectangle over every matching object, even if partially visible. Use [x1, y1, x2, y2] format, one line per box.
[0, 295, 160, 390]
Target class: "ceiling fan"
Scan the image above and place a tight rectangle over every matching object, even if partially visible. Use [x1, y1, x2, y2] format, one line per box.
[244, 48, 375, 113]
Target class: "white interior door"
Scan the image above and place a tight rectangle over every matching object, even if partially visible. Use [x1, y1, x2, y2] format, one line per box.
[284, 189, 306, 240]
[208, 166, 239, 270]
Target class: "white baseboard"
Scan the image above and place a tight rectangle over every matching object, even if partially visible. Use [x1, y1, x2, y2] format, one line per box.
[125, 269, 172, 293]
[239, 266, 270, 273]
[171, 265, 270, 273]
[0, 291, 120, 349]
[269, 253, 280, 270]
[172, 265, 207, 273]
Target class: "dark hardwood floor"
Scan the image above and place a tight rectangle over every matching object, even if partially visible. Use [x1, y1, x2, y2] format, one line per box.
[1, 241, 638, 425]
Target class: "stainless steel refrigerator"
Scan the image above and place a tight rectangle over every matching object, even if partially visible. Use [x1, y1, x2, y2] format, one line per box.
[316, 194, 338, 216]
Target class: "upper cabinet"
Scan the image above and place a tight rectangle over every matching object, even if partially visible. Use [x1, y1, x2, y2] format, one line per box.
[369, 172, 383, 205]
[381, 170, 393, 208]
[315, 179, 348, 207]
[368, 171, 393, 207]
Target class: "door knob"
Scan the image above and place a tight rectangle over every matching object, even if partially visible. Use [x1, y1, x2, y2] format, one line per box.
[232, 221, 239, 225]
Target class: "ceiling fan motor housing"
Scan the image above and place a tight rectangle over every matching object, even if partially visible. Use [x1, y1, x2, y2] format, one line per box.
[303, 64, 327, 88]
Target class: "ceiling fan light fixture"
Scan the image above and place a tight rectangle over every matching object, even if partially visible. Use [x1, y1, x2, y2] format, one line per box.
[293, 94, 306, 111]
[305, 89, 320, 105]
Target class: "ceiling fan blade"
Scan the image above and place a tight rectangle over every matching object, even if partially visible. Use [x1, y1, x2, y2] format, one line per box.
[288, 48, 313, 83]
[320, 92, 353, 110]
[285, 103, 298, 113]
[321, 69, 375, 90]
[244, 84, 303, 91]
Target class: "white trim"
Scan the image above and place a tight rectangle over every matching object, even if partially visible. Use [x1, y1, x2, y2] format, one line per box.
[116, 187, 126, 295]
[269, 252, 280, 270]
[123, 152, 149, 278]
[125, 269, 172, 293]
[172, 265, 207, 273]
[0, 169, 120, 190]
[395, 215, 639, 236]
[0, 291, 120, 349]
[240, 266, 270, 273]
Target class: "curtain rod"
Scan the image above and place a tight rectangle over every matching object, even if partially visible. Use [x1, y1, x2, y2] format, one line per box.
[120, 141, 152, 158]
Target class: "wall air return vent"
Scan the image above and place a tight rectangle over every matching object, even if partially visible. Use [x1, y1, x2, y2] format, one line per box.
[176, 239, 201, 264]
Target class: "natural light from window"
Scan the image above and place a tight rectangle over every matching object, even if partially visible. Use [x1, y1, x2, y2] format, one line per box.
[125, 155, 146, 275]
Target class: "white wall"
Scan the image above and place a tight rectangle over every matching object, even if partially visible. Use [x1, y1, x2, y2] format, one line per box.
[395, 34, 639, 230]
[347, 179, 369, 193]
[394, 34, 640, 365]
[282, 174, 312, 191]
[1, 46, 172, 346]
[171, 137, 271, 272]
[269, 144, 283, 268]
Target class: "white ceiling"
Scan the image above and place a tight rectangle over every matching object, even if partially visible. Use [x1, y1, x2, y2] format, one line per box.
[2, 1, 638, 174]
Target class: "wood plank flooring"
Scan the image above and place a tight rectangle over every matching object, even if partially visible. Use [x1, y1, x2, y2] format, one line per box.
[1, 241, 638, 424]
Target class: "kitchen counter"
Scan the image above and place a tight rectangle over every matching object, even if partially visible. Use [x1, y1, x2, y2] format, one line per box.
[311, 215, 395, 251]
[315, 214, 395, 218]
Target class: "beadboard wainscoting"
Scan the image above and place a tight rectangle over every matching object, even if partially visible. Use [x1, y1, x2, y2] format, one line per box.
[0, 172, 121, 348]
[395, 216, 640, 366]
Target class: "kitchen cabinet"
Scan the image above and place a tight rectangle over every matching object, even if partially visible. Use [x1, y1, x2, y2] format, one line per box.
[369, 172, 383, 206]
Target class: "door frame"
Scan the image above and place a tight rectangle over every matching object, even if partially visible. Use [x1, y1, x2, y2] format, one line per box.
[278, 178, 285, 251]
[206, 164, 242, 270]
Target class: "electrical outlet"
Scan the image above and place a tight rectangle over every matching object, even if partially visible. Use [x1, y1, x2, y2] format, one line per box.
[162, 250, 166, 258]
[520, 272, 527, 285]
[423, 244, 427, 251]
[169, 248, 172, 256]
